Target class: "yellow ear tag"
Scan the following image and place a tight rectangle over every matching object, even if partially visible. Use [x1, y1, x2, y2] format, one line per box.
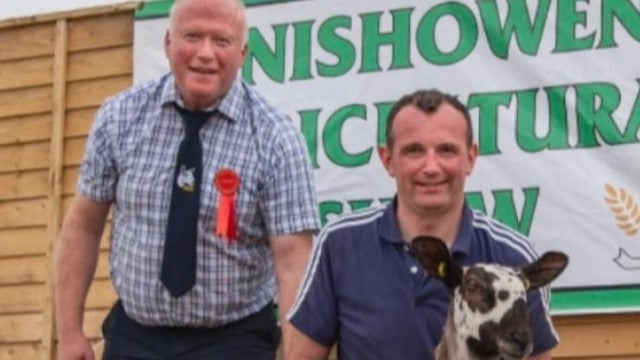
[524, 278, 531, 290]
[437, 262, 447, 277]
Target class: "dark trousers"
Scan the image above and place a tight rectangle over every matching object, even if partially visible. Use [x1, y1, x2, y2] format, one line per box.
[102, 301, 280, 360]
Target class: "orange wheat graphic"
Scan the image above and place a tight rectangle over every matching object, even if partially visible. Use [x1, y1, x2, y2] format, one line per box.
[605, 184, 640, 236]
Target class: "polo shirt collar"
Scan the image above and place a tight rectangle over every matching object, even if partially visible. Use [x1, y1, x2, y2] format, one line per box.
[450, 204, 474, 259]
[160, 74, 246, 122]
[378, 197, 475, 257]
[379, 198, 404, 245]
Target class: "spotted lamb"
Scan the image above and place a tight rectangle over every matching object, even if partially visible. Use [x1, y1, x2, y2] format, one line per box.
[411, 236, 568, 360]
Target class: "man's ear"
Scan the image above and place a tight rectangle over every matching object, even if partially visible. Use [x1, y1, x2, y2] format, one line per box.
[466, 143, 478, 176]
[378, 146, 394, 177]
[164, 30, 171, 57]
[522, 252, 569, 290]
[411, 236, 462, 291]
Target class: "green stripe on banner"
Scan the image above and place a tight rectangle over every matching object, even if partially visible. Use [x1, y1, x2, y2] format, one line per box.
[551, 287, 640, 313]
[136, 0, 307, 19]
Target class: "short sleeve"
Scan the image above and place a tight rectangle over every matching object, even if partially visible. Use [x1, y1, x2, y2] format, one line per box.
[77, 102, 118, 202]
[260, 125, 319, 235]
[527, 286, 559, 354]
[288, 236, 338, 346]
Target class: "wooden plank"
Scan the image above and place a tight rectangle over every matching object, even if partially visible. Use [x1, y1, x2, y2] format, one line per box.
[68, 13, 133, 52]
[62, 166, 80, 196]
[0, 170, 49, 201]
[0, 86, 51, 119]
[95, 250, 110, 279]
[41, 19, 69, 360]
[0, 280, 114, 316]
[0, 57, 52, 91]
[0, 227, 47, 257]
[554, 313, 640, 357]
[0, 343, 39, 360]
[0, 255, 46, 285]
[0, 313, 41, 343]
[0, 142, 50, 173]
[68, 46, 132, 82]
[0, 284, 43, 314]
[0, 310, 109, 346]
[63, 137, 87, 167]
[66, 75, 131, 110]
[0, 22, 54, 61]
[0, 2, 140, 30]
[0, 113, 51, 145]
[0, 198, 48, 229]
[86, 279, 118, 310]
[84, 308, 111, 339]
[65, 107, 98, 138]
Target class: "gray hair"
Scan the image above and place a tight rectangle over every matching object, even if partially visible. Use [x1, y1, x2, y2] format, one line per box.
[168, 0, 248, 46]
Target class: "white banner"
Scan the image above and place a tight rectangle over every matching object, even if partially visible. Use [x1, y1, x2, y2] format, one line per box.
[134, 0, 640, 293]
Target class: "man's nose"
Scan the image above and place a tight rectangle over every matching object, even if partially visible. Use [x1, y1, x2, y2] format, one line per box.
[421, 151, 440, 173]
[196, 39, 216, 59]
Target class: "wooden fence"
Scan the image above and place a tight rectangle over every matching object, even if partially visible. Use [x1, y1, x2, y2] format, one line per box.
[0, 4, 137, 359]
[0, 2, 638, 359]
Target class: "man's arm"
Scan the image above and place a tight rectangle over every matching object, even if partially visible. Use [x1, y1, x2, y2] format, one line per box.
[287, 326, 331, 360]
[55, 194, 111, 360]
[270, 231, 314, 357]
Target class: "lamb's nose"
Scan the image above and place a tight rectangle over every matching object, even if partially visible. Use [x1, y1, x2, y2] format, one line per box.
[510, 330, 531, 351]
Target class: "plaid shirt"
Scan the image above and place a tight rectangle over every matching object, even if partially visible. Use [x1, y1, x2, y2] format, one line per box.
[79, 74, 319, 327]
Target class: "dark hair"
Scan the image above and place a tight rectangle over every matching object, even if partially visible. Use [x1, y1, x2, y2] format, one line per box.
[385, 89, 472, 148]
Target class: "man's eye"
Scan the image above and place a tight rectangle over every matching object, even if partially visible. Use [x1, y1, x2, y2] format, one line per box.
[403, 145, 423, 155]
[438, 145, 458, 156]
[184, 33, 200, 41]
[215, 37, 232, 46]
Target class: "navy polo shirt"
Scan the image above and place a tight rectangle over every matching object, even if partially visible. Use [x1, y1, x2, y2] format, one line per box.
[288, 200, 558, 360]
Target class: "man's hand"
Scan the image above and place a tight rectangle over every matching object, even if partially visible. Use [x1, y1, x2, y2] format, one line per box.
[57, 330, 95, 360]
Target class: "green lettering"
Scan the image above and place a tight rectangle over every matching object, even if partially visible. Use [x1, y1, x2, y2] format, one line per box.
[319, 201, 343, 226]
[242, 24, 287, 84]
[317, 16, 356, 77]
[291, 20, 314, 81]
[298, 109, 321, 169]
[467, 92, 513, 155]
[554, 0, 595, 52]
[622, 80, 640, 142]
[375, 101, 394, 147]
[359, 8, 413, 73]
[516, 87, 571, 152]
[416, 2, 478, 65]
[323, 104, 372, 167]
[477, 0, 551, 58]
[492, 188, 539, 236]
[600, 0, 640, 48]
[575, 83, 627, 147]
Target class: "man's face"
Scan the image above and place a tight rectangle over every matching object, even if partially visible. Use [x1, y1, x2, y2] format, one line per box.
[164, 0, 247, 110]
[379, 103, 477, 217]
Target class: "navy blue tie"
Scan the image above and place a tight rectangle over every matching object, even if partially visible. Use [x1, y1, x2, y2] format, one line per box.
[161, 105, 211, 298]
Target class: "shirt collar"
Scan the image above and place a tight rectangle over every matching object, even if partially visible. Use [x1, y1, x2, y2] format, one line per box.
[450, 204, 474, 259]
[378, 197, 474, 258]
[160, 74, 246, 122]
[378, 197, 405, 245]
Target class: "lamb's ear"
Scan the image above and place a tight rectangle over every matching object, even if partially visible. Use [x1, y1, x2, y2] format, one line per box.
[522, 252, 569, 290]
[411, 236, 462, 291]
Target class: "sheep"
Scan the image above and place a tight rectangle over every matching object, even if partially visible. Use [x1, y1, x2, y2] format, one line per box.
[411, 236, 568, 360]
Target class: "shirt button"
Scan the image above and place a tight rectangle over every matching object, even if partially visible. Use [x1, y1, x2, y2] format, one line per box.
[410, 266, 418, 274]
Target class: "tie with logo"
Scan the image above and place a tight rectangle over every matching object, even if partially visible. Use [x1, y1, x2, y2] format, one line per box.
[161, 104, 211, 298]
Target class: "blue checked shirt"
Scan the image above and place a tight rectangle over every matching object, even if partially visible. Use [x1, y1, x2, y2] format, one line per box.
[78, 74, 320, 327]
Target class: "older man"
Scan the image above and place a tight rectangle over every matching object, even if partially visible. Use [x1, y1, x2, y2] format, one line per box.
[55, 0, 319, 358]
